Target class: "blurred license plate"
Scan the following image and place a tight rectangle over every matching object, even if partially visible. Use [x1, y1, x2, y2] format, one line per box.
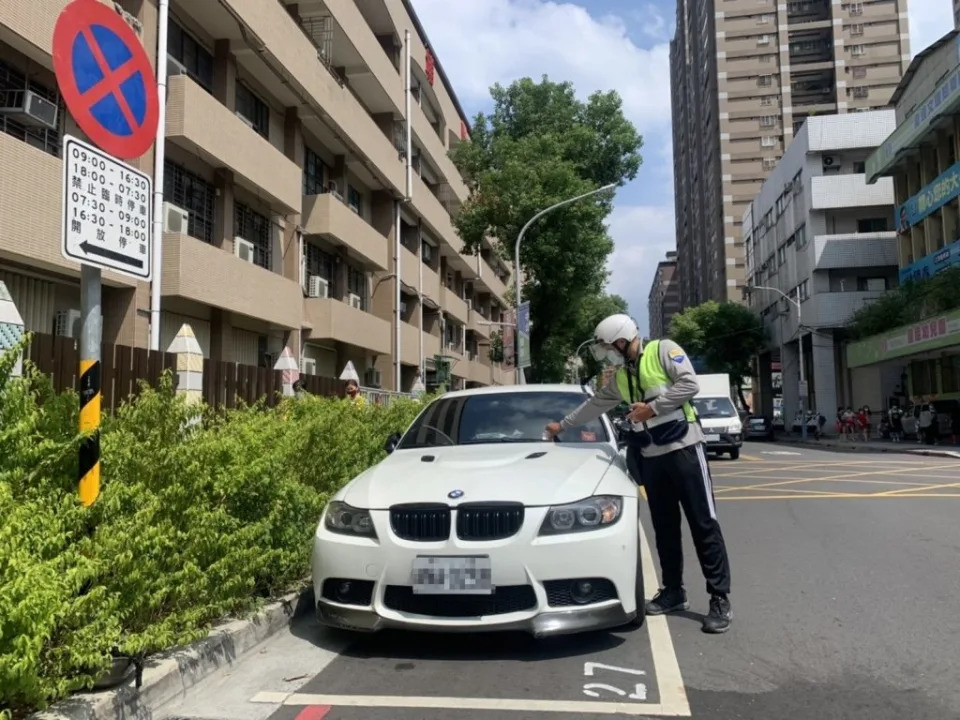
[412, 556, 492, 595]
[705, 434, 720, 442]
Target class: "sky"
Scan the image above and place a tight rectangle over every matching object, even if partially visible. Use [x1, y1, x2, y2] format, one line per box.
[412, 0, 954, 337]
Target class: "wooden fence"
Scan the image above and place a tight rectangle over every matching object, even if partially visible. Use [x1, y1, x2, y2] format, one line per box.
[27, 332, 177, 413]
[25, 332, 347, 413]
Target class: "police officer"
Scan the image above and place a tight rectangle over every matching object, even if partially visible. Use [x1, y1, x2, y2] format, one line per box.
[544, 313, 733, 634]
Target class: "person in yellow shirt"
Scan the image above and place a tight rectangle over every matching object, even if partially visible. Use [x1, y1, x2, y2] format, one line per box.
[345, 379, 366, 407]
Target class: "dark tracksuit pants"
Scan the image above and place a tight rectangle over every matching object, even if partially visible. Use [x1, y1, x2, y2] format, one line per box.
[636, 442, 731, 597]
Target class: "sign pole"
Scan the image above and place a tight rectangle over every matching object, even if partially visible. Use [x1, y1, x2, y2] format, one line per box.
[78, 263, 102, 506]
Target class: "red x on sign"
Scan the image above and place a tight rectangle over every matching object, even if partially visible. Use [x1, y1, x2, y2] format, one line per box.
[52, 0, 159, 159]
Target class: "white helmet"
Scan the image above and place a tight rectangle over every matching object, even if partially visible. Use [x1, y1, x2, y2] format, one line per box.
[590, 313, 639, 364]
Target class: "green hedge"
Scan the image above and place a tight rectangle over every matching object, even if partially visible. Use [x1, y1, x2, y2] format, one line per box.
[0, 341, 425, 718]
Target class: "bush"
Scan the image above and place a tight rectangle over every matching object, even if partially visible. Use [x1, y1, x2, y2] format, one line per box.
[847, 266, 960, 340]
[0, 343, 425, 718]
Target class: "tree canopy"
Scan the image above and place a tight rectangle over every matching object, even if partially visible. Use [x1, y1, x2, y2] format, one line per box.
[846, 266, 960, 339]
[667, 301, 768, 410]
[450, 76, 642, 382]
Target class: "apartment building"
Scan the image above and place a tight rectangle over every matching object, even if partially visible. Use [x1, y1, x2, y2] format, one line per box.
[647, 250, 680, 338]
[852, 31, 960, 410]
[670, 0, 910, 310]
[0, 0, 513, 394]
[744, 112, 898, 427]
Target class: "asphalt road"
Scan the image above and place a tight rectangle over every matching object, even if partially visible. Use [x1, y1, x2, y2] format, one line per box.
[158, 442, 960, 720]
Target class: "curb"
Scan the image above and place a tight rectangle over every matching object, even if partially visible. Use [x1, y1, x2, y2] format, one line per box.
[774, 438, 960, 459]
[31, 586, 315, 720]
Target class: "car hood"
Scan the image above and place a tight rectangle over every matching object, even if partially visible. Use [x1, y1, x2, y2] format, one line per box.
[341, 443, 619, 509]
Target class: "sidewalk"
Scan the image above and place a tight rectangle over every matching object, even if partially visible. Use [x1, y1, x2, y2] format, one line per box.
[773, 433, 960, 459]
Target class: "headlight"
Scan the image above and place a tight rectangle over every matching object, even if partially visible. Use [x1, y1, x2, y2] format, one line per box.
[324, 501, 377, 538]
[538, 496, 623, 536]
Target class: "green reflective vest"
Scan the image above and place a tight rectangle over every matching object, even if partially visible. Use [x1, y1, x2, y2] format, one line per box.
[614, 340, 697, 425]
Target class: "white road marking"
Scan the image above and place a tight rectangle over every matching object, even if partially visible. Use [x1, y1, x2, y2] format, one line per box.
[761, 451, 802, 456]
[250, 691, 691, 716]
[639, 520, 692, 717]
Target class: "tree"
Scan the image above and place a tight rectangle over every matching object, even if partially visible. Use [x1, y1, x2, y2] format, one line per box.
[847, 266, 960, 339]
[667, 301, 768, 411]
[450, 76, 642, 382]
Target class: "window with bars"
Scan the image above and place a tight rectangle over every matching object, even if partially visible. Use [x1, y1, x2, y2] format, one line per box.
[167, 21, 213, 91]
[235, 81, 269, 138]
[234, 202, 272, 270]
[163, 160, 215, 243]
[304, 147, 327, 195]
[305, 243, 336, 294]
[0, 58, 62, 157]
[347, 185, 362, 214]
[347, 265, 368, 310]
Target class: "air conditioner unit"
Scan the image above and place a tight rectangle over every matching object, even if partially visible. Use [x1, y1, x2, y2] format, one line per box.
[234, 237, 255, 263]
[166, 54, 188, 77]
[54, 309, 82, 338]
[348, 293, 363, 309]
[308, 275, 329, 298]
[235, 111, 255, 129]
[364, 367, 382, 388]
[301, 357, 317, 376]
[0, 89, 58, 129]
[822, 155, 836, 168]
[163, 202, 189, 234]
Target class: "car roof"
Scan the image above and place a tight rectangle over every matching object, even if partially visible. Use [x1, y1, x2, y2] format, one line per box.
[439, 383, 595, 400]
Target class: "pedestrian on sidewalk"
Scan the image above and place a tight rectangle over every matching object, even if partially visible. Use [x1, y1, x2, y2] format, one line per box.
[543, 314, 733, 634]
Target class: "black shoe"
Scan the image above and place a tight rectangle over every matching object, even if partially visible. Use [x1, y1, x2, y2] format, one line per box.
[701, 594, 732, 634]
[645, 587, 689, 615]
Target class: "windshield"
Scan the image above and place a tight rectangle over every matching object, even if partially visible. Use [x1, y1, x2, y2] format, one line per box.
[693, 397, 737, 419]
[397, 391, 610, 450]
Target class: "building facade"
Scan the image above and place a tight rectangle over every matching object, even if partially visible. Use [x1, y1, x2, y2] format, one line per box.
[854, 31, 960, 414]
[648, 250, 680, 338]
[0, 0, 513, 394]
[670, 0, 910, 310]
[744, 112, 899, 429]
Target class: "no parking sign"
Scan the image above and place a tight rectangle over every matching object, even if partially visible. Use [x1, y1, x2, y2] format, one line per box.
[52, 0, 159, 159]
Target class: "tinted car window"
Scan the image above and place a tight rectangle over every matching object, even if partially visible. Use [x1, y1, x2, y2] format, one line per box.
[693, 397, 737, 419]
[398, 392, 610, 449]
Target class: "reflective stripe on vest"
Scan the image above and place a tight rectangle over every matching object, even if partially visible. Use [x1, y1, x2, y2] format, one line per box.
[615, 340, 697, 426]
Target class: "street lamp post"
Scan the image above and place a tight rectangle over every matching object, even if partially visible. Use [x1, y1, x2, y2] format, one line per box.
[747, 285, 806, 440]
[513, 183, 618, 384]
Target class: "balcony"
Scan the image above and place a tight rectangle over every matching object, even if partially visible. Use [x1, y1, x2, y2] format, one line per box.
[813, 233, 898, 270]
[301, 193, 389, 270]
[810, 175, 894, 209]
[218, 0, 404, 194]
[303, 297, 391, 356]
[468, 310, 493, 339]
[806, 291, 885, 327]
[0, 0, 64, 57]
[161, 233, 302, 329]
[441, 286, 469, 324]
[165, 74, 301, 212]
[466, 357, 493, 385]
[400, 322, 440, 365]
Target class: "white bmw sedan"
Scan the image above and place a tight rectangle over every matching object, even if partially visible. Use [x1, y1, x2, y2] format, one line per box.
[311, 383, 645, 638]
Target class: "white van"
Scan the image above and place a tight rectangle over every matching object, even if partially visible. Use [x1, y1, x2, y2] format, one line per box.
[693, 373, 743, 460]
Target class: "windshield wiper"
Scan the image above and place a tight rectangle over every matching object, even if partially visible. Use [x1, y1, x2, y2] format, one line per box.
[462, 437, 543, 444]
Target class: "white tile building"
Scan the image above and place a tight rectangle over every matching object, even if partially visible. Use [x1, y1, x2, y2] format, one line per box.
[743, 111, 900, 430]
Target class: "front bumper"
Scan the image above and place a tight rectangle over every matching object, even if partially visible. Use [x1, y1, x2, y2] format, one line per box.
[311, 499, 640, 638]
[315, 598, 634, 638]
[703, 431, 743, 451]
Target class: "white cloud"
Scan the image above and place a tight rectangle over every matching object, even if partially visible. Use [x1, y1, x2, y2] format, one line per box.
[411, 0, 672, 135]
[908, 0, 954, 56]
[604, 204, 676, 337]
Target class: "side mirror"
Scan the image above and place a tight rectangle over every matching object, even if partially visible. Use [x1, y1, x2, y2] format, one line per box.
[384, 431, 402, 454]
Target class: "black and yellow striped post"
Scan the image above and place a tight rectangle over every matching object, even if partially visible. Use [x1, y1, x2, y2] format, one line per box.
[78, 357, 101, 506]
[78, 264, 103, 507]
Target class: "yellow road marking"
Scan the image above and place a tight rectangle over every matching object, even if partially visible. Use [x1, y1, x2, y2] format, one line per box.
[714, 475, 955, 491]
[739, 453, 762, 462]
[874, 481, 960, 497]
[715, 485, 860, 497]
[709, 459, 931, 479]
[718, 492, 960, 501]
[713, 462, 960, 494]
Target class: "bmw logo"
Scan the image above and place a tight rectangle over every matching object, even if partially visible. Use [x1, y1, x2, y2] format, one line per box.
[448, 489, 464, 499]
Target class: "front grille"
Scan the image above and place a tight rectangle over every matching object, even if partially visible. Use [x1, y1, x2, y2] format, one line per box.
[321, 578, 375, 606]
[390, 504, 451, 541]
[456, 503, 525, 540]
[544, 578, 618, 607]
[383, 585, 536, 617]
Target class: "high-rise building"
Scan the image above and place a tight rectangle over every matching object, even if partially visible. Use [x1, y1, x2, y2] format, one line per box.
[647, 251, 680, 339]
[0, 0, 513, 394]
[670, 0, 911, 310]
